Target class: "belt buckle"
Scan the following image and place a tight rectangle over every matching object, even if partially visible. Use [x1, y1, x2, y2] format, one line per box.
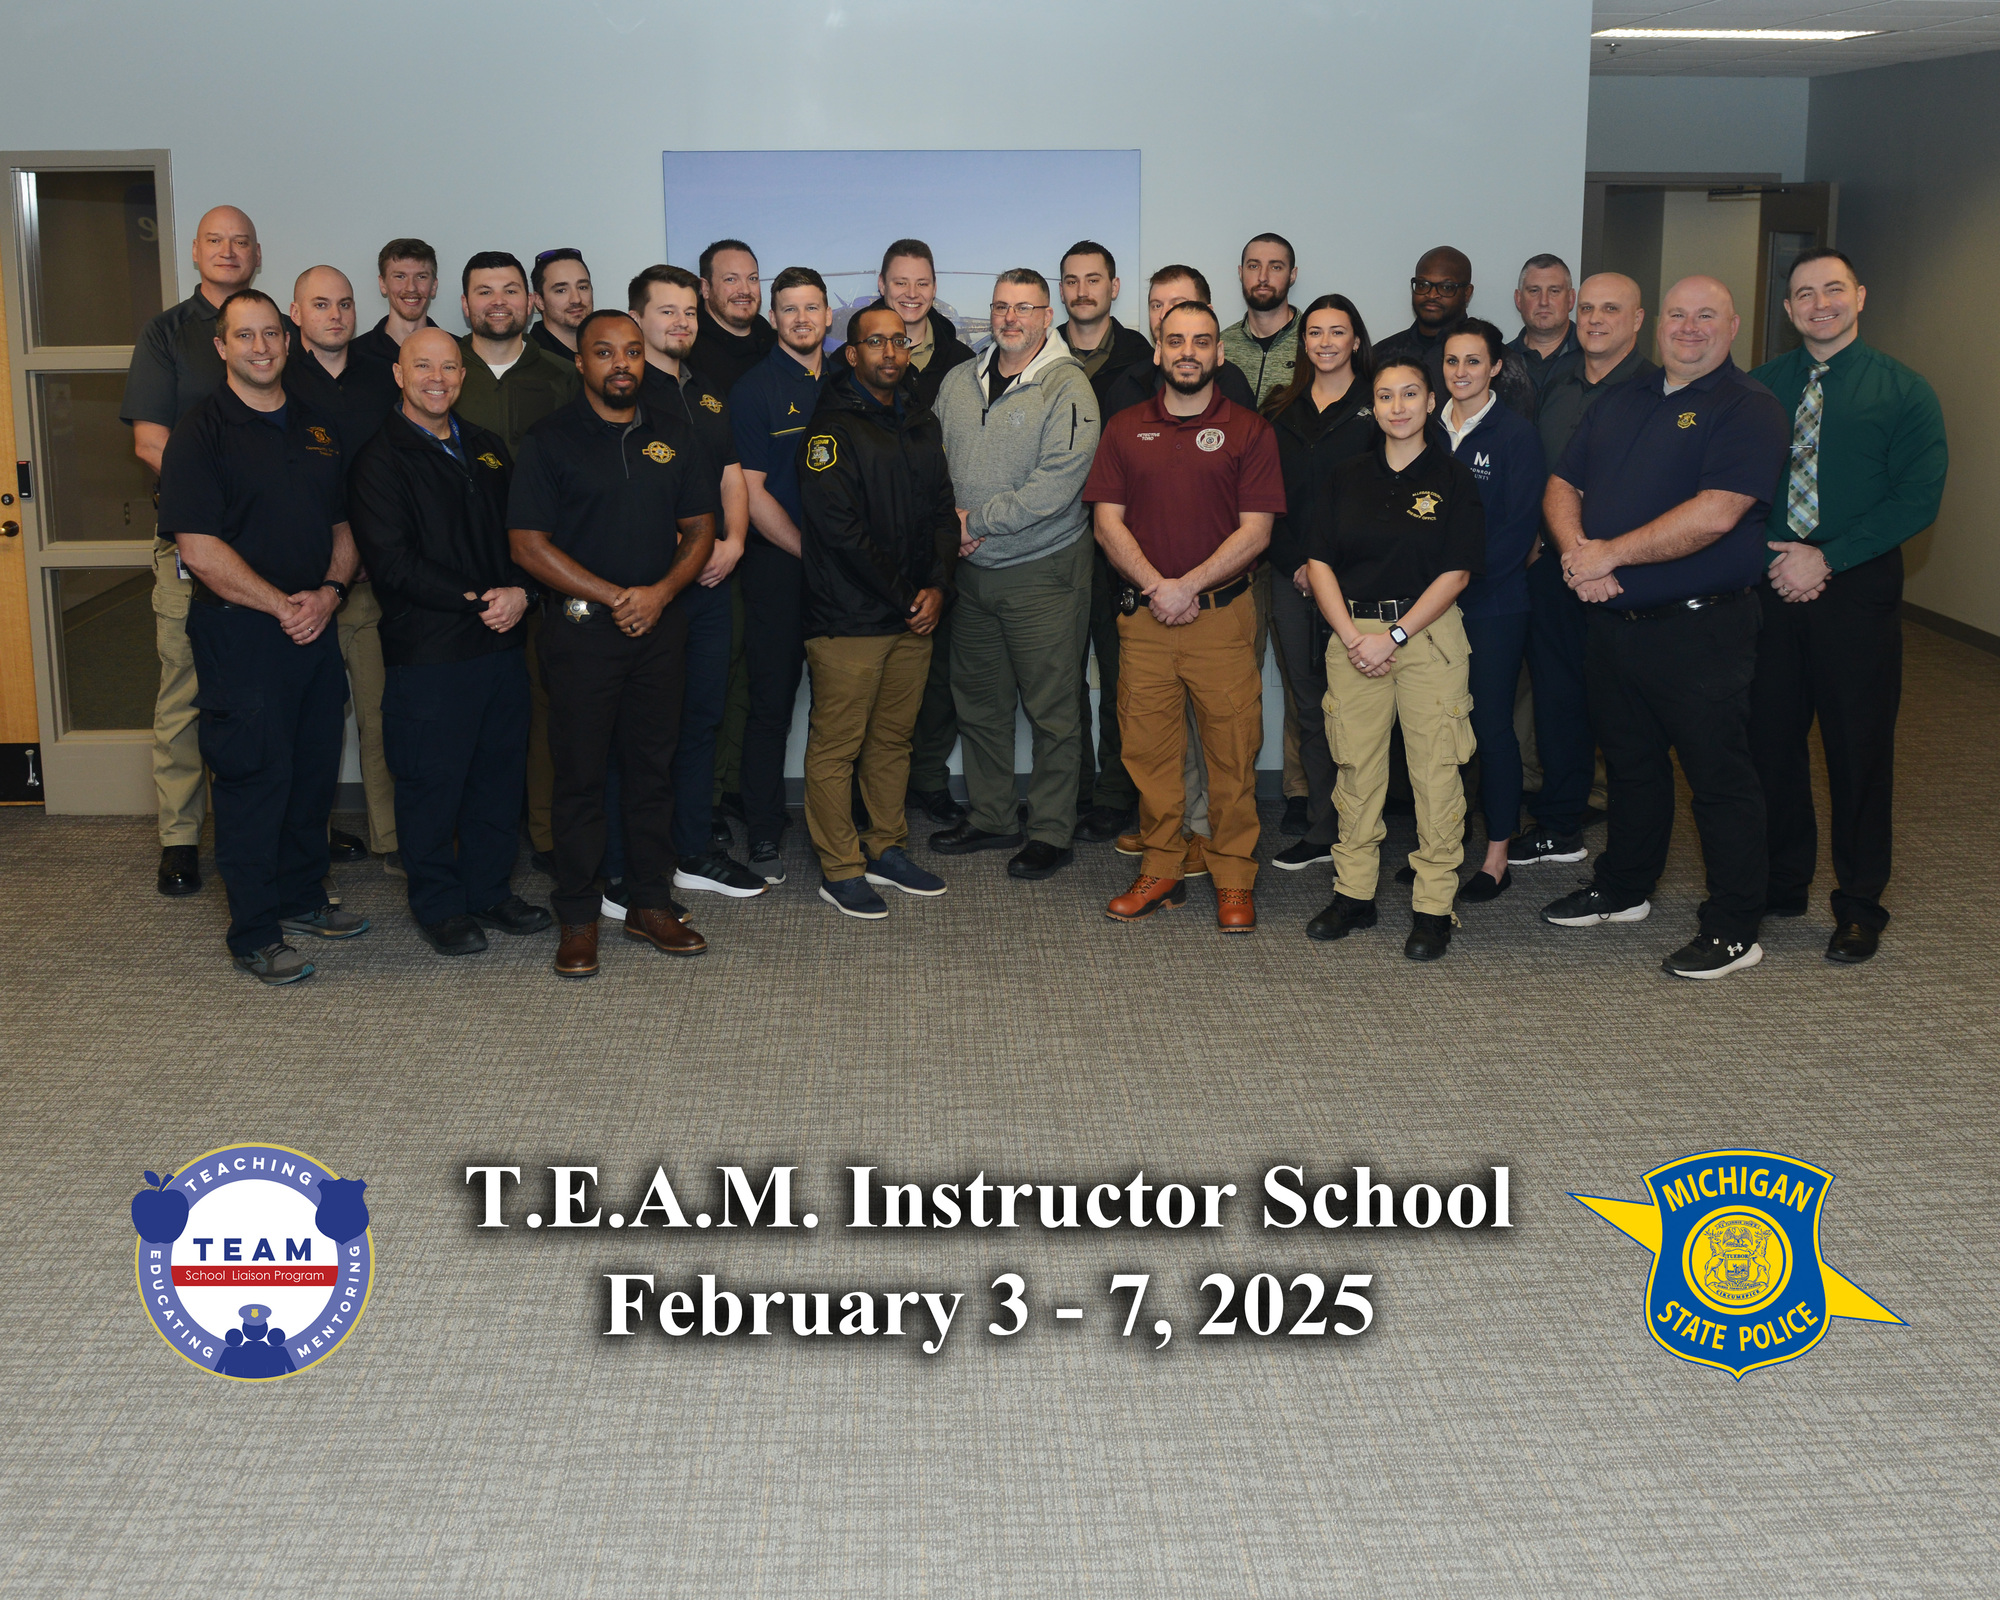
[563, 598, 594, 624]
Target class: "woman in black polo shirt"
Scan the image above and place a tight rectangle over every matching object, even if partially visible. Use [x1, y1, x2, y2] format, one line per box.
[1305, 356, 1484, 960]
[1261, 294, 1378, 874]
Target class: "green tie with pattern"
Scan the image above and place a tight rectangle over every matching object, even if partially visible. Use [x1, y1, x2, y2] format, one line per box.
[1785, 361, 1831, 538]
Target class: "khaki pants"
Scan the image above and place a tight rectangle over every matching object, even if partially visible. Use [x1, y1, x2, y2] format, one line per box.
[1116, 598, 1262, 890]
[1323, 608, 1474, 916]
[151, 541, 207, 846]
[803, 631, 932, 880]
[336, 581, 396, 852]
[523, 609, 555, 852]
[1177, 566, 1300, 833]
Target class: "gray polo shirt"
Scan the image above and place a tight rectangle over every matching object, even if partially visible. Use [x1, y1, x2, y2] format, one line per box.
[120, 290, 228, 430]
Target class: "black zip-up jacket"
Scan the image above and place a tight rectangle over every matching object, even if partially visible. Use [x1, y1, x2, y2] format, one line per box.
[842, 302, 975, 411]
[348, 411, 532, 667]
[796, 368, 956, 639]
[1060, 317, 1157, 412]
[1268, 386, 1381, 575]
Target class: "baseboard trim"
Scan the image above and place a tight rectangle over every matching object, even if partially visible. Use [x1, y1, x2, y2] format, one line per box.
[1904, 602, 2000, 657]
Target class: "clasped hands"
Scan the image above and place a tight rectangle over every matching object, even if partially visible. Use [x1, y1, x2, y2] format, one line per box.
[276, 586, 339, 644]
[1559, 541, 1625, 606]
[1339, 628, 1399, 678]
[1766, 540, 1829, 603]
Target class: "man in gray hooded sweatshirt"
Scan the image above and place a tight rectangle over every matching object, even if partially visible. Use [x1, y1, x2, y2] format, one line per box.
[928, 269, 1102, 879]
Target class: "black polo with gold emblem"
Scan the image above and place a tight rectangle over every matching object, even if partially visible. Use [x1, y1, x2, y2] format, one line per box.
[1309, 436, 1485, 603]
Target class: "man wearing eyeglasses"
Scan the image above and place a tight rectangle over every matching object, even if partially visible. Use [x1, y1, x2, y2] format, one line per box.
[930, 270, 1100, 881]
[1374, 247, 1535, 419]
[530, 249, 594, 360]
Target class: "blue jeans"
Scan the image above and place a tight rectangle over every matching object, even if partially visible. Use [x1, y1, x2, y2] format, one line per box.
[1464, 610, 1530, 843]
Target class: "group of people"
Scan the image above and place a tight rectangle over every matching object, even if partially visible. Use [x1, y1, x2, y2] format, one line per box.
[124, 205, 1947, 985]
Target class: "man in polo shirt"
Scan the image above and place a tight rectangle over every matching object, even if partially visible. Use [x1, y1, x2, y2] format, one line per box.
[353, 238, 441, 367]
[1506, 254, 1580, 399]
[696, 239, 778, 397]
[1749, 248, 1947, 965]
[1375, 246, 1534, 420]
[507, 310, 718, 979]
[1220, 233, 1300, 406]
[1541, 275, 1789, 980]
[530, 249, 593, 361]
[159, 289, 366, 984]
[122, 203, 267, 898]
[1085, 300, 1284, 932]
[730, 267, 834, 883]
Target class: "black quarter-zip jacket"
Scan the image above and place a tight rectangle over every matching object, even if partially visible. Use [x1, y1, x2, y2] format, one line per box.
[348, 410, 532, 667]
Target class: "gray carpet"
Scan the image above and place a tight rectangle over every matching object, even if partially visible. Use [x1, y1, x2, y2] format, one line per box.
[3, 623, 1997, 1597]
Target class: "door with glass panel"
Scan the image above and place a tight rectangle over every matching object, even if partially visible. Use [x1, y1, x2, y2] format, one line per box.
[0, 152, 177, 812]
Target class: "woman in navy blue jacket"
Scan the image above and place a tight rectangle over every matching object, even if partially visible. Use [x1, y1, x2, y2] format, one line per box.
[1438, 318, 1547, 901]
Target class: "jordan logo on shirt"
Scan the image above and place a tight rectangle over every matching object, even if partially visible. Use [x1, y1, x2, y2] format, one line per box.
[787, 402, 801, 416]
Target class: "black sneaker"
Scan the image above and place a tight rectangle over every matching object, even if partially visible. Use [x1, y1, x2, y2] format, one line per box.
[748, 839, 786, 885]
[1271, 839, 1333, 871]
[1542, 882, 1650, 927]
[674, 852, 772, 898]
[1663, 934, 1764, 980]
[233, 940, 314, 984]
[1306, 894, 1377, 942]
[1075, 804, 1134, 845]
[1280, 795, 1310, 836]
[1509, 828, 1588, 866]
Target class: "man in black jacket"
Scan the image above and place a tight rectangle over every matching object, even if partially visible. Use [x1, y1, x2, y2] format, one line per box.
[349, 329, 551, 955]
[1375, 246, 1535, 419]
[797, 306, 956, 919]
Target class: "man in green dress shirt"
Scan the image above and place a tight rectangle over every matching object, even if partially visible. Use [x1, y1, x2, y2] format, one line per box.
[1749, 247, 1948, 965]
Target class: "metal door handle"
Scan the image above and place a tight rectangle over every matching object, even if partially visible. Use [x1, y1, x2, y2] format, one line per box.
[1, 520, 18, 538]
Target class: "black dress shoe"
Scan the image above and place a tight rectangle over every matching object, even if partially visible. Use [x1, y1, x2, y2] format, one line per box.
[472, 895, 554, 936]
[716, 791, 747, 822]
[1074, 804, 1135, 844]
[709, 817, 735, 849]
[1008, 841, 1074, 880]
[1457, 868, 1511, 904]
[328, 828, 369, 863]
[529, 850, 555, 875]
[1404, 911, 1453, 961]
[908, 786, 968, 825]
[1306, 894, 1377, 942]
[156, 845, 202, 897]
[929, 820, 1024, 855]
[1826, 922, 1880, 964]
[1394, 864, 1416, 884]
[1280, 795, 1309, 836]
[419, 913, 489, 955]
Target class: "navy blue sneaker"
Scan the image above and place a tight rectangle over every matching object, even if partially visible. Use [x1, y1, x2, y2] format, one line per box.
[864, 846, 947, 897]
[819, 876, 889, 920]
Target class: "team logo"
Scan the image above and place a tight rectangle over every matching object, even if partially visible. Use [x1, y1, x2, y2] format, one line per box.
[131, 1143, 374, 1382]
[806, 434, 838, 472]
[1195, 428, 1225, 452]
[641, 441, 676, 465]
[700, 393, 724, 413]
[1408, 492, 1442, 520]
[1677, 411, 1698, 429]
[1575, 1149, 1899, 1378]
[476, 451, 504, 470]
[307, 425, 332, 445]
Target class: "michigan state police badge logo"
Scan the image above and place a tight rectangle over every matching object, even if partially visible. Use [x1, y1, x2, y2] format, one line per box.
[131, 1143, 374, 1382]
[1575, 1150, 1899, 1377]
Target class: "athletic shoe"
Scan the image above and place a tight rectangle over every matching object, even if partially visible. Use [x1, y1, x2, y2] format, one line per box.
[864, 846, 947, 897]
[279, 905, 371, 939]
[233, 940, 314, 984]
[1663, 934, 1764, 980]
[674, 852, 771, 898]
[1271, 839, 1333, 871]
[820, 876, 889, 919]
[1541, 882, 1650, 927]
[1510, 828, 1588, 866]
[601, 881, 628, 922]
[748, 839, 786, 885]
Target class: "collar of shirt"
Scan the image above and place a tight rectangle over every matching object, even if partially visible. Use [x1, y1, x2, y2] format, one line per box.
[1372, 435, 1442, 484]
[1511, 323, 1579, 365]
[907, 317, 935, 369]
[1441, 390, 1498, 451]
[1657, 356, 1738, 399]
[1143, 382, 1228, 428]
[399, 407, 463, 459]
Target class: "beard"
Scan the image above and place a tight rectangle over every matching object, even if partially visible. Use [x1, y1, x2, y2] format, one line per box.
[657, 333, 696, 362]
[476, 306, 527, 339]
[1244, 283, 1286, 311]
[1164, 364, 1215, 394]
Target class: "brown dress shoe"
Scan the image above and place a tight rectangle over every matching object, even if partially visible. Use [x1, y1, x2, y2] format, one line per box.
[1106, 874, 1187, 922]
[1216, 886, 1256, 933]
[555, 921, 599, 979]
[1183, 833, 1209, 878]
[1114, 829, 1143, 856]
[626, 905, 708, 957]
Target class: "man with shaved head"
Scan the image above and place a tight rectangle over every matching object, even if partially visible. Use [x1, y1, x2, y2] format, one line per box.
[1374, 245, 1534, 419]
[1510, 271, 1656, 870]
[1539, 275, 1789, 980]
[122, 204, 292, 897]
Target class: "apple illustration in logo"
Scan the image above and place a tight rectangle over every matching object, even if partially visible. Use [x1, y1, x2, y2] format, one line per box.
[131, 1170, 190, 1245]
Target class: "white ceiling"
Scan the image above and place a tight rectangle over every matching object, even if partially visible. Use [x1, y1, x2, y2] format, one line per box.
[1591, 0, 2000, 73]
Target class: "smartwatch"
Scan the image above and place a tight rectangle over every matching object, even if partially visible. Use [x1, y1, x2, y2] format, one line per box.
[321, 579, 350, 602]
[1388, 624, 1410, 647]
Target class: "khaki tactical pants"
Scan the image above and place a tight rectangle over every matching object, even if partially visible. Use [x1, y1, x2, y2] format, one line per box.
[802, 631, 932, 880]
[151, 541, 207, 847]
[336, 580, 396, 853]
[1323, 607, 1475, 915]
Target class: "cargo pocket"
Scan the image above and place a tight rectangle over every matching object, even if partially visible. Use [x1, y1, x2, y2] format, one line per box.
[1319, 690, 1345, 766]
[1439, 694, 1477, 766]
[195, 702, 271, 784]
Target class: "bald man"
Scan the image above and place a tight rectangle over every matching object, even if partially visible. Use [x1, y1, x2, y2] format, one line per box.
[285, 265, 402, 863]
[1373, 245, 1535, 420]
[1539, 276, 1789, 980]
[123, 205, 296, 897]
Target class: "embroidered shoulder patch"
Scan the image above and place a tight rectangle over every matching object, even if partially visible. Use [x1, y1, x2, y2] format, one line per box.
[806, 435, 838, 472]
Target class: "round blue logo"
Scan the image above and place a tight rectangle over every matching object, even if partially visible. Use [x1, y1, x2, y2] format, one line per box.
[131, 1143, 374, 1381]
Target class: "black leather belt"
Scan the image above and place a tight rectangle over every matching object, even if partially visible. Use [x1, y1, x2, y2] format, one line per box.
[557, 596, 609, 625]
[1608, 588, 1753, 622]
[1348, 597, 1417, 621]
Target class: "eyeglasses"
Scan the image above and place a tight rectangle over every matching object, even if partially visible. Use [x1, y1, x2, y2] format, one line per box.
[990, 302, 1051, 318]
[1411, 277, 1466, 297]
[859, 334, 915, 351]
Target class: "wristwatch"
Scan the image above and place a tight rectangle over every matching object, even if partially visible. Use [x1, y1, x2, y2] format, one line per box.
[1388, 624, 1410, 647]
[321, 579, 350, 601]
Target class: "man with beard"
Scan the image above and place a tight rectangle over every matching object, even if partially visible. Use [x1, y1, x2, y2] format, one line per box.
[931, 269, 1099, 880]
[508, 311, 718, 979]
[1221, 233, 1301, 406]
[1375, 246, 1534, 419]
[353, 238, 441, 366]
[696, 238, 778, 396]
[1085, 301, 1283, 933]
[530, 248, 594, 361]
[454, 251, 582, 874]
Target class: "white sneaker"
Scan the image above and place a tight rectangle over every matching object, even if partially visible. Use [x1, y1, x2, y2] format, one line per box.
[601, 881, 628, 922]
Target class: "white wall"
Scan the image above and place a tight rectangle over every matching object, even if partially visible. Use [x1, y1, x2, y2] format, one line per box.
[1588, 77, 1809, 178]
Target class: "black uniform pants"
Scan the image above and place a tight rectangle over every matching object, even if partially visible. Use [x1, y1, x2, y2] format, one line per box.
[1076, 544, 1139, 811]
[383, 649, 530, 926]
[738, 541, 807, 843]
[1586, 591, 1767, 940]
[187, 603, 345, 956]
[1267, 570, 1337, 846]
[539, 605, 689, 926]
[1524, 548, 1594, 836]
[1748, 548, 1903, 930]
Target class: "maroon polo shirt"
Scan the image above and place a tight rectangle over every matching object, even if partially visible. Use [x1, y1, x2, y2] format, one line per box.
[1083, 386, 1286, 580]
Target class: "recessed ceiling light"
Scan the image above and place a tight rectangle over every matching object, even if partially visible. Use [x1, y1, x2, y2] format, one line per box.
[1592, 27, 1880, 41]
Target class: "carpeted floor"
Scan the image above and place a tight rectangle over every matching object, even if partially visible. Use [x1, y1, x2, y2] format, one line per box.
[3, 622, 1996, 1598]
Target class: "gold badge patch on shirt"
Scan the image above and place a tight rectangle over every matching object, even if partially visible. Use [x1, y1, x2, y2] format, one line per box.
[642, 440, 676, 465]
[1195, 428, 1225, 452]
[806, 435, 838, 472]
[307, 425, 333, 445]
[1677, 411, 1698, 429]
[476, 451, 504, 470]
[701, 393, 724, 413]
[1409, 492, 1442, 520]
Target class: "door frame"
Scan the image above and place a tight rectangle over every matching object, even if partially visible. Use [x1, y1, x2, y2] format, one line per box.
[0, 148, 178, 814]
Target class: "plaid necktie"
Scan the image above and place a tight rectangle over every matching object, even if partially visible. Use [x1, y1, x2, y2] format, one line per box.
[1785, 362, 1831, 538]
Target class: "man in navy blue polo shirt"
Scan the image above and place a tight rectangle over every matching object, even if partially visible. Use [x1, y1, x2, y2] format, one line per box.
[729, 267, 834, 883]
[1539, 276, 1789, 980]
